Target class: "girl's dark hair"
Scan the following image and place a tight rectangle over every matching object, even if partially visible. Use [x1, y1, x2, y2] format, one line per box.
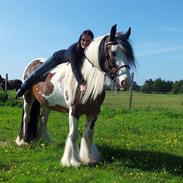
[79, 29, 94, 41]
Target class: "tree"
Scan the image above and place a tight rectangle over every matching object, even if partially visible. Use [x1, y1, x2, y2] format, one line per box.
[172, 80, 183, 94]
[133, 81, 141, 91]
[141, 78, 174, 93]
[141, 79, 153, 93]
[152, 78, 173, 93]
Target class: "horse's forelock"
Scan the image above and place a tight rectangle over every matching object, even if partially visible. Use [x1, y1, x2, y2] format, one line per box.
[116, 32, 136, 68]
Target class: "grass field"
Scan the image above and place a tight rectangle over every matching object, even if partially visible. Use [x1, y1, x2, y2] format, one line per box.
[0, 91, 183, 182]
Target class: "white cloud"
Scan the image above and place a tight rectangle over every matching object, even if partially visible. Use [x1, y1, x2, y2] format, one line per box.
[137, 46, 183, 57]
[161, 26, 183, 33]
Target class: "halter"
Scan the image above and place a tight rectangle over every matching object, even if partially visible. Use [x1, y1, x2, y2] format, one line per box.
[107, 64, 130, 80]
[104, 40, 130, 80]
[84, 39, 130, 80]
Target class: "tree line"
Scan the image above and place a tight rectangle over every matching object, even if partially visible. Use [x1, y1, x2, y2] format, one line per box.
[133, 78, 183, 94]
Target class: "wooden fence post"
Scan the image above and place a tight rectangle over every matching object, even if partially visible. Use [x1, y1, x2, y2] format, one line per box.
[110, 79, 116, 95]
[5, 73, 8, 92]
[128, 72, 134, 110]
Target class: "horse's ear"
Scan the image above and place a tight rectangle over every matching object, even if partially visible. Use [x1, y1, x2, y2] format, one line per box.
[122, 27, 131, 40]
[110, 24, 117, 41]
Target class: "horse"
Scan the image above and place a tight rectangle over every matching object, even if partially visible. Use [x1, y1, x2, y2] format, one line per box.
[0, 74, 22, 91]
[15, 24, 136, 167]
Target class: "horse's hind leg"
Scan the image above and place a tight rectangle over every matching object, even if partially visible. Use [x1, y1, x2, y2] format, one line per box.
[37, 107, 51, 143]
[16, 98, 32, 146]
[61, 108, 80, 167]
[80, 115, 101, 165]
[16, 95, 40, 146]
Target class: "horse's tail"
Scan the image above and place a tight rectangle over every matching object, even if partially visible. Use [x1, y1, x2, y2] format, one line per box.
[27, 99, 40, 142]
[19, 99, 40, 142]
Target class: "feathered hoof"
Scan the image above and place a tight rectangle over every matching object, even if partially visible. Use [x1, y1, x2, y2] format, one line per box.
[60, 159, 81, 167]
[15, 135, 27, 146]
[80, 156, 102, 165]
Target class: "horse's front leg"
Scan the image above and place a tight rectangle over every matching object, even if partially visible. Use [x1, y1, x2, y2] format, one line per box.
[80, 115, 101, 165]
[61, 108, 80, 167]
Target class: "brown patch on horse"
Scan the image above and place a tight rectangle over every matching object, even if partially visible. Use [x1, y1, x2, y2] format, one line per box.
[23, 60, 45, 104]
[42, 73, 55, 96]
[71, 89, 105, 118]
[24, 60, 43, 80]
[32, 72, 55, 104]
[33, 71, 68, 112]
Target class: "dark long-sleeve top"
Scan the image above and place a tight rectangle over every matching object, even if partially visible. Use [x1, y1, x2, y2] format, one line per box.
[52, 42, 85, 84]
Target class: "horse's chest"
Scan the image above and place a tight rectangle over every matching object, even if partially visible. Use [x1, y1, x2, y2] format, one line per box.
[71, 91, 105, 117]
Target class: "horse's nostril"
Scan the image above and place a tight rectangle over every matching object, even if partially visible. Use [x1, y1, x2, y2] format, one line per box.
[121, 79, 131, 89]
[121, 80, 126, 87]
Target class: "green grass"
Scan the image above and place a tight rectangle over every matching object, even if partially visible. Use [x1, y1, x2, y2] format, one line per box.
[0, 91, 183, 182]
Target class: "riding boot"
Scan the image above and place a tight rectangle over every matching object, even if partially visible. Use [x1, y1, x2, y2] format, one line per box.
[16, 56, 58, 98]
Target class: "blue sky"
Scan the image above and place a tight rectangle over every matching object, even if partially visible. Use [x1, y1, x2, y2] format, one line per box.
[0, 0, 183, 85]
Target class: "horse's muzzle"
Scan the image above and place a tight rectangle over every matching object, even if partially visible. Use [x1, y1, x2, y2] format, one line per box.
[115, 77, 131, 90]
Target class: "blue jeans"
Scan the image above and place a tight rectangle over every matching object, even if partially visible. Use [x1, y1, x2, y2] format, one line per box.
[17, 56, 60, 96]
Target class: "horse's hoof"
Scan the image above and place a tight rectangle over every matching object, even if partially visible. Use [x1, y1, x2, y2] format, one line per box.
[60, 159, 81, 167]
[15, 136, 27, 146]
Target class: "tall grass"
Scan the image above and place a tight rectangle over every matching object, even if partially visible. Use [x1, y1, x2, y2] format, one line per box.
[0, 91, 183, 182]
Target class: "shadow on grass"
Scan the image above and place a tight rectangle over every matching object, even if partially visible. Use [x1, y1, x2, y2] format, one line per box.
[99, 144, 183, 176]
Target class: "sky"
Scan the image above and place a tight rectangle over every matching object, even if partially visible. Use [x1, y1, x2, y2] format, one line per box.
[0, 0, 183, 85]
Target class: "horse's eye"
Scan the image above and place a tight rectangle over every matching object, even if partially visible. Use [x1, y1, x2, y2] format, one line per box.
[111, 51, 116, 57]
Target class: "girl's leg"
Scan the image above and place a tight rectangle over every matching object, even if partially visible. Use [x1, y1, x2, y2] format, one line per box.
[16, 56, 58, 97]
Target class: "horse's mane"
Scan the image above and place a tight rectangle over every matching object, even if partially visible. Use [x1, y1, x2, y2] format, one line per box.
[54, 36, 106, 104]
[80, 36, 107, 103]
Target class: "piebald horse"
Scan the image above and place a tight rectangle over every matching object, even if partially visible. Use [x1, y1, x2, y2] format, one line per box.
[16, 25, 135, 167]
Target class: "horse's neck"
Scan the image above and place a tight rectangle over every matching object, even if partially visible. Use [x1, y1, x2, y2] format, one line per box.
[52, 61, 105, 104]
[80, 58, 105, 103]
[84, 36, 104, 69]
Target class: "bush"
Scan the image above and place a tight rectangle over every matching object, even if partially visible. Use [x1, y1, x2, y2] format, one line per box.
[0, 91, 8, 104]
[0, 90, 23, 107]
[5, 99, 23, 108]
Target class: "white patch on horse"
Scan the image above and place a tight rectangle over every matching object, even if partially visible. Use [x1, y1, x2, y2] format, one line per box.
[42, 65, 69, 108]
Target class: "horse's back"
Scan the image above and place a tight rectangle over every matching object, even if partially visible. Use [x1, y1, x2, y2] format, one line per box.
[23, 59, 44, 80]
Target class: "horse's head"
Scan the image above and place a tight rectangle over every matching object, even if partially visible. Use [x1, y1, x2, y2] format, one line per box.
[99, 24, 135, 90]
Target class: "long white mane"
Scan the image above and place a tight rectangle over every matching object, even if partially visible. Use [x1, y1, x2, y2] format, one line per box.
[52, 36, 106, 104]
[81, 36, 106, 103]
